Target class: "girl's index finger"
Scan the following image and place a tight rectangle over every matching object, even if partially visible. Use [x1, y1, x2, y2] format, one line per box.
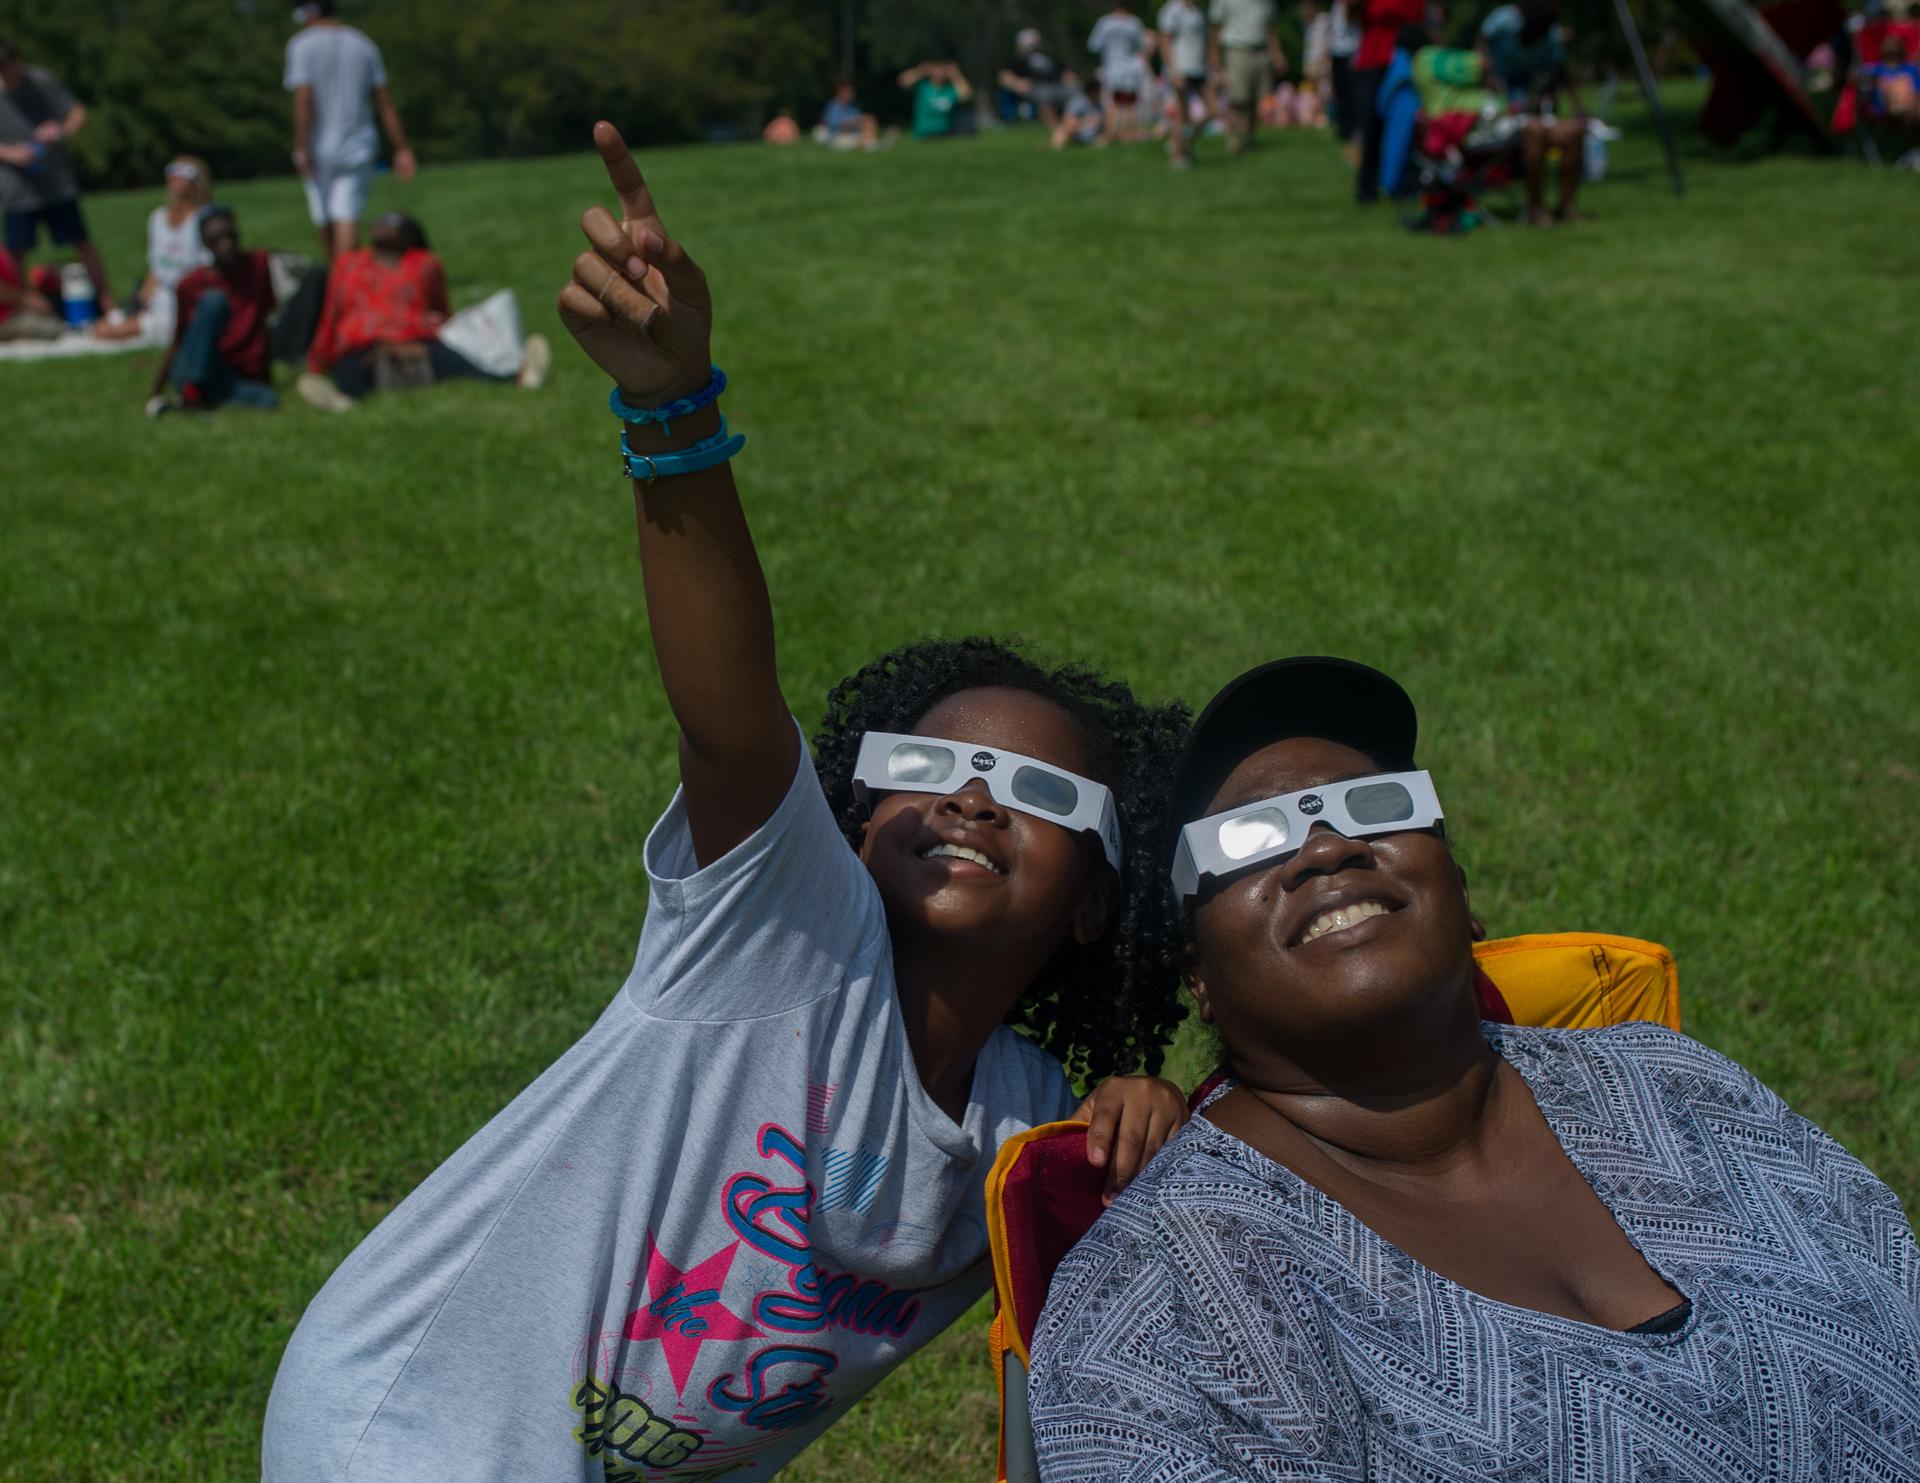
[593, 121, 663, 233]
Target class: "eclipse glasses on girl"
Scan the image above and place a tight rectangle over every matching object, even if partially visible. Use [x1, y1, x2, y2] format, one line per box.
[852, 733, 1123, 871]
[1170, 771, 1443, 901]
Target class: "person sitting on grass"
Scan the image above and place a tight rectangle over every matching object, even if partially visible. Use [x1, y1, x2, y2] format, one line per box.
[295, 212, 549, 411]
[261, 120, 1192, 1482]
[1030, 656, 1920, 1479]
[0, 239, 62, 340]
[1051, 71, 1111, 147]
[146, 205, 278, 415]
[815, 80, 881, 149]
[898, 59, 973, 138]
[92, 155, 214, 344]
[1000, 27, 1070, 127]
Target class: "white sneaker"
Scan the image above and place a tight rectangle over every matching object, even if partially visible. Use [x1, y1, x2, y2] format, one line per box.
[296, 371, 355, 414]
[144, 393, 178, 418]
[518, 333, 551, 390]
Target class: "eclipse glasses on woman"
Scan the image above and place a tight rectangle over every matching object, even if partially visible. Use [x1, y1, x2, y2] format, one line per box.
[852, 732, 1123, 871]
[1171, 771, 1443, 902]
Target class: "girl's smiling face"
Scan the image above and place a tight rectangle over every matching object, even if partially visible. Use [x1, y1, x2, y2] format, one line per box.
[856, 686, 1116, 963]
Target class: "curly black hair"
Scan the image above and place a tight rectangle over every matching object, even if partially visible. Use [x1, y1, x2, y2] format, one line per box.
[811, 636, 1191, 1084]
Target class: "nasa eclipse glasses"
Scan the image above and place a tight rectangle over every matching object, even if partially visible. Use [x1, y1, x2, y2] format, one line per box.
[1170, 770, 1444, 903]
[1167, 656, 1444, 903]
[852, 732, 1122, 871]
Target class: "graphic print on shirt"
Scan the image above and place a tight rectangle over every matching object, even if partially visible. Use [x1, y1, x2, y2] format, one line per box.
[625, 1237, 765, 1397]
[572, 1119, 926, 1479]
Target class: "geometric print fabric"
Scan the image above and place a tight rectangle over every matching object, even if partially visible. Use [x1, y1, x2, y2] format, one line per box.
[1030, 1024, 1920, 1481]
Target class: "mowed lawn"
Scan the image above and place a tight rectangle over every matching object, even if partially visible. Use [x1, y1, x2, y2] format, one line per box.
[4, 102, 1917, 1480]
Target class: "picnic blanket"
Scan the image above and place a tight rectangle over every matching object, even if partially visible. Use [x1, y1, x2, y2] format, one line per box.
[0, 321, 165, 362]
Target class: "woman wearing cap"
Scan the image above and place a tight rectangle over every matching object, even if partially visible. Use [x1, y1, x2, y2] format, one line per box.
[1028, 657, 1920, 1480]
[92, 155, 213, 343]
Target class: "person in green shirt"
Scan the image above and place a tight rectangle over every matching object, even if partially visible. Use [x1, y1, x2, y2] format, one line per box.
[897, 60, 974, 139]
[1407, 36, 1585, 224]
[1410, 45, 1503, 119]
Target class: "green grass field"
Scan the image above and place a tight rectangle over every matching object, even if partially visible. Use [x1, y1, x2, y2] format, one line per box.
[4, 104, 1917, 1479]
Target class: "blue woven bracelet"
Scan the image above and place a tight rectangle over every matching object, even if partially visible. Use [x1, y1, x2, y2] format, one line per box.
[622, 415, 746, 484]
[608, 365, 727, 436]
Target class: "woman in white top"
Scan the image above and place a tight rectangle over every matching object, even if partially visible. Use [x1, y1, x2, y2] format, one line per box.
[94, 156, 214, 343]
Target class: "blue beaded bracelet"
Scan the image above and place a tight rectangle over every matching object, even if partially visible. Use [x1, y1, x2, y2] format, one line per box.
[608, 365, 727, 436]
[622, 416, 746, 483]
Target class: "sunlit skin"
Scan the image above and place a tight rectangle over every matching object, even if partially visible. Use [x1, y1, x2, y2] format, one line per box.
[556, 122, 1180, 1163]
[1188, 734, 1684, 1329]
[1188, 736, 1481, 1083]
[857, 686, 1115, 1117]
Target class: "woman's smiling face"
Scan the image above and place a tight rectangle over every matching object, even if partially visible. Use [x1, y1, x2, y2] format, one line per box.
[856, 686, 1115, 960]
[1188, 735, 1476, 1064]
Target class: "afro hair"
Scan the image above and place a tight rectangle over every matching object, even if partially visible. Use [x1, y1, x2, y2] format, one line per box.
[811, 636, 1191, 1084]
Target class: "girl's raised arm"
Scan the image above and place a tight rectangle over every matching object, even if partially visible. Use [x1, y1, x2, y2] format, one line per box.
[558, 122, 798, 865]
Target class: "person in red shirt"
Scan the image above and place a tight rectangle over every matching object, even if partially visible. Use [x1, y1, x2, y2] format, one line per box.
[296, 212, 548, 410]
[0, 240, 63, 340]
[148, 205, 279, 414]
[1353, 0, 1424, 202]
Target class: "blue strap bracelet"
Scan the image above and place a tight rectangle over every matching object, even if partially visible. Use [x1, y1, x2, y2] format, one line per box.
[608, 365, 727, 436]
[622, 415, 746, 483]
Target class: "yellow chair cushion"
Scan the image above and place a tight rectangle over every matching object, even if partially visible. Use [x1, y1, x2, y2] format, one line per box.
[1473, 932, 1681, 1032]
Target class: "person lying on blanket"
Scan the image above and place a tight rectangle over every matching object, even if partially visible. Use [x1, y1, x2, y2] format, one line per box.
[1029, 656, 1920, 1482]
[262, 121, 1192, 1482]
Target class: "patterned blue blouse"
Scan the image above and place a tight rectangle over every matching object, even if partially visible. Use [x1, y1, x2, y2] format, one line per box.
[1029, 1024, 1920, 1481]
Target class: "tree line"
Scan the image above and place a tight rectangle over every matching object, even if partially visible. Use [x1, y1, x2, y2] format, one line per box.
[9, 0, 1686, 192]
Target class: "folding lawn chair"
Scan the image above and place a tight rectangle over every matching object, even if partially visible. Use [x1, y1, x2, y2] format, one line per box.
[1375, 50, 1522, 233]
[985, 931, 1683, 1483]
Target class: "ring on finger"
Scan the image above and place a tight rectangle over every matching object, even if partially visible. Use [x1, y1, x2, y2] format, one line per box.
[596, 273, 619, 307]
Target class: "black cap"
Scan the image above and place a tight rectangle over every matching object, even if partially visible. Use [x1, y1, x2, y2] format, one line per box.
[1170, 657, 1419, 826]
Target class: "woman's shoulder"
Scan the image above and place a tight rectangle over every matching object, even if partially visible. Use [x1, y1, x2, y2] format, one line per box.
[1493, 1021, 1786, 1120]
[1060, 1113, 1305, 1267]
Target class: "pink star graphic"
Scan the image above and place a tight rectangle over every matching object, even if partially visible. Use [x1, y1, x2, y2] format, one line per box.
[624, 1235, 764, 1398]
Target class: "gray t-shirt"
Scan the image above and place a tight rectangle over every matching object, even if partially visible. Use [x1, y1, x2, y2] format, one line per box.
[1157, 0, 1212, 78]
[1210, 0, 1277, 50]
[283, 24, 388, 170]
[0, 64, 80, 210]
[262, 729, 1077, 1481]
[1088, 11, 1150, 92]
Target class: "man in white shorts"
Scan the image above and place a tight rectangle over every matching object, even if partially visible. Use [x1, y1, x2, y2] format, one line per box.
[284, 1, 415, 260]
[1155, 0, 1214, 167]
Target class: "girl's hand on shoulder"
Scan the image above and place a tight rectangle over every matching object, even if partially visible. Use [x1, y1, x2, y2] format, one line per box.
[1073, 1075, 1188, 1205]
[558, 121, 713, 407]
